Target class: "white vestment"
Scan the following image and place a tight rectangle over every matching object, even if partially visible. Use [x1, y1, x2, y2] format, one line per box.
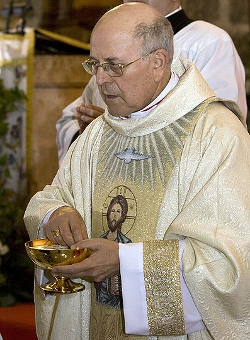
[24, 57, 250, 340]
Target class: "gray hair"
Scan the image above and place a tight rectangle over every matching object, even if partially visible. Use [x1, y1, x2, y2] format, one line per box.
[133, 16, 174, 64]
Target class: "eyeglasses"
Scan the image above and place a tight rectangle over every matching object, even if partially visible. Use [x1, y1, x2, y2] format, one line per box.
[82, 53, 152, 77]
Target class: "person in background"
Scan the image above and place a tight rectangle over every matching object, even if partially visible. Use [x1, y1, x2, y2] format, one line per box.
[24, 3, 250, 339]
[56, 0, 247, 165]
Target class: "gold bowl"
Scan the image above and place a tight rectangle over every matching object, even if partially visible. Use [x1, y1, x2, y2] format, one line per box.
[25, 238, 91, 294]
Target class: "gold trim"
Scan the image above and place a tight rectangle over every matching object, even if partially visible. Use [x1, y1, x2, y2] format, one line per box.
[143, 240, 185, 336]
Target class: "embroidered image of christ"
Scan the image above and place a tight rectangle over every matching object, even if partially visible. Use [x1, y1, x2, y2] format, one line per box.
[95, 195, 132, 308]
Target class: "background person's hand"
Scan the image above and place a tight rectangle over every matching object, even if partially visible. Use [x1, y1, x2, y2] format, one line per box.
[76, 102, 105, 133]
[44, 206, 88, 247]
[51, 238, 119, 282]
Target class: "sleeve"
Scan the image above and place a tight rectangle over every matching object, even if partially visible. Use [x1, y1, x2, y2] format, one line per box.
[177, 25, 247, 119]
[168, 110, 250, 338]
[119, 242, 204, 336]
[189, 38, 247, 118]
[56, 95, 82, 165]
[24, 117, 104, 241]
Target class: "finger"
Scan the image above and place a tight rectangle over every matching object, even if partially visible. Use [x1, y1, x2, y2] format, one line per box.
[87, 104, 105, 114]
[44, 207, 88, 246]
[78, 121, 88, 134]
[76, 112, 91, 128]
[44, 220, 74, 247]
[76, 103, 93, 116]
[51, 256, 92, 279]
[71, 239, 96, 251]
[70, 223, 88, 243]
[76, 103, 105, 118]
[76, 110, 93, 123]
[77, 102, 105, 113]
[47, 226, 68, 246]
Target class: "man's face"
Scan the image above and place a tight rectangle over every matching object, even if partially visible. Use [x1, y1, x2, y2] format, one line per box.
[90, 28, 159, 117]
[108, 203, 123, 232]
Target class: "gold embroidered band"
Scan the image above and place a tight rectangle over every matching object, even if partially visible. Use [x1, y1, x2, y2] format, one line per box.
[143, 240, 185, 336]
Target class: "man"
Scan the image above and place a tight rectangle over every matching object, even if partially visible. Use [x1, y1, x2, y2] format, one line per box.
[56, 0, 247, 164]
[24, 2, 250, 339]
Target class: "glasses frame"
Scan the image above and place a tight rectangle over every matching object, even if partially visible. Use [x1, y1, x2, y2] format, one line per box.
[82, 53, 152, 77]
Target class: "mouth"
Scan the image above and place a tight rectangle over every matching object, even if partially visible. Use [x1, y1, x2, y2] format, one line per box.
[103, 93, 119, 101]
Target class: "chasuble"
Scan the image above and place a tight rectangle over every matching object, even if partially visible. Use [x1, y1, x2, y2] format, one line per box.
[24, 57, 250, 340]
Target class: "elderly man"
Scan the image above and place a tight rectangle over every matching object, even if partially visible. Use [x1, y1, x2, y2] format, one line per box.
[56, 0, 247, 164]
[25, 2, 250, 340]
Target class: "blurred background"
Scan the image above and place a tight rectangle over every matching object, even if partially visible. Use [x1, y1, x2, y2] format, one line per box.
[0, 1, 249, 67]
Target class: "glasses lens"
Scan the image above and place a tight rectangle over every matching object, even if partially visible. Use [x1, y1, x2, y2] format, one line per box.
[104, 64, 123, 77]
[82, 61, 95, 75]
[82, 60, 123, 77]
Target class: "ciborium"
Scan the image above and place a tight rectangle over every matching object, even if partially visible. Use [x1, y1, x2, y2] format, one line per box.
[25, 238, 91, 294]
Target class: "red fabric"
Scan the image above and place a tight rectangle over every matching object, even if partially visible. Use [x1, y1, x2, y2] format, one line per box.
[0, 303, 37, 340]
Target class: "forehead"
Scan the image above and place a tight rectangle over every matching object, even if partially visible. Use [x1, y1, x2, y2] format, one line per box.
[91, 28, 138, 60]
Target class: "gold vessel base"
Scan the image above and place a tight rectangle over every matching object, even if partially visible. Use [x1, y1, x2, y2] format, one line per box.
[41, 276, 85, 294]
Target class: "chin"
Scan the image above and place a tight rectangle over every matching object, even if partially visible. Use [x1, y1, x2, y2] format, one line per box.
[107, 106, 123, 117]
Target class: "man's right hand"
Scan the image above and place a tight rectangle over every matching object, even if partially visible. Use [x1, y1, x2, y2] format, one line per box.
[44, 206, 88, 247]
[76, 102, 105, 133]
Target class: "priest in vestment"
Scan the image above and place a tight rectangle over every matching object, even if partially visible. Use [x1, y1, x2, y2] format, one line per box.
[24, 3, 250, 340]
[56, 0, 247, 165]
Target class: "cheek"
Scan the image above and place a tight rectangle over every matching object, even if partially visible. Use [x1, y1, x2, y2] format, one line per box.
[107, 65, 156, 116]
[122, 71, 155, 103]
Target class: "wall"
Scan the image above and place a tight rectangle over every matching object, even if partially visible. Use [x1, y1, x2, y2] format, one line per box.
[31, 55, 91, 195]
[72, 0, 120, 8]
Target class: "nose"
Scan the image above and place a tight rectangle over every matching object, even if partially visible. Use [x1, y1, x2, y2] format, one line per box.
[95, 66, 112, 85]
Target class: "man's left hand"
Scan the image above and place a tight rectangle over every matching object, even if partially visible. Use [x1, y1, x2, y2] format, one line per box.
[51, 238, 119, 282]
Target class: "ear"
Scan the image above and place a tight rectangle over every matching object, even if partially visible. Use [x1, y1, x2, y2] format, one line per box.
[153, 49, 169, 81]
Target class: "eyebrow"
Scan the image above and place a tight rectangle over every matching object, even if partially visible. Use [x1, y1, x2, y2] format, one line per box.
[89, 56, 124, 64]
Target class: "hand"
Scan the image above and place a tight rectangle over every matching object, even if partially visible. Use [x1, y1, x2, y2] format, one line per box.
[51, 238, 119, 282]
[44, 206, 88, 247]
[76, 102, 105, 133]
